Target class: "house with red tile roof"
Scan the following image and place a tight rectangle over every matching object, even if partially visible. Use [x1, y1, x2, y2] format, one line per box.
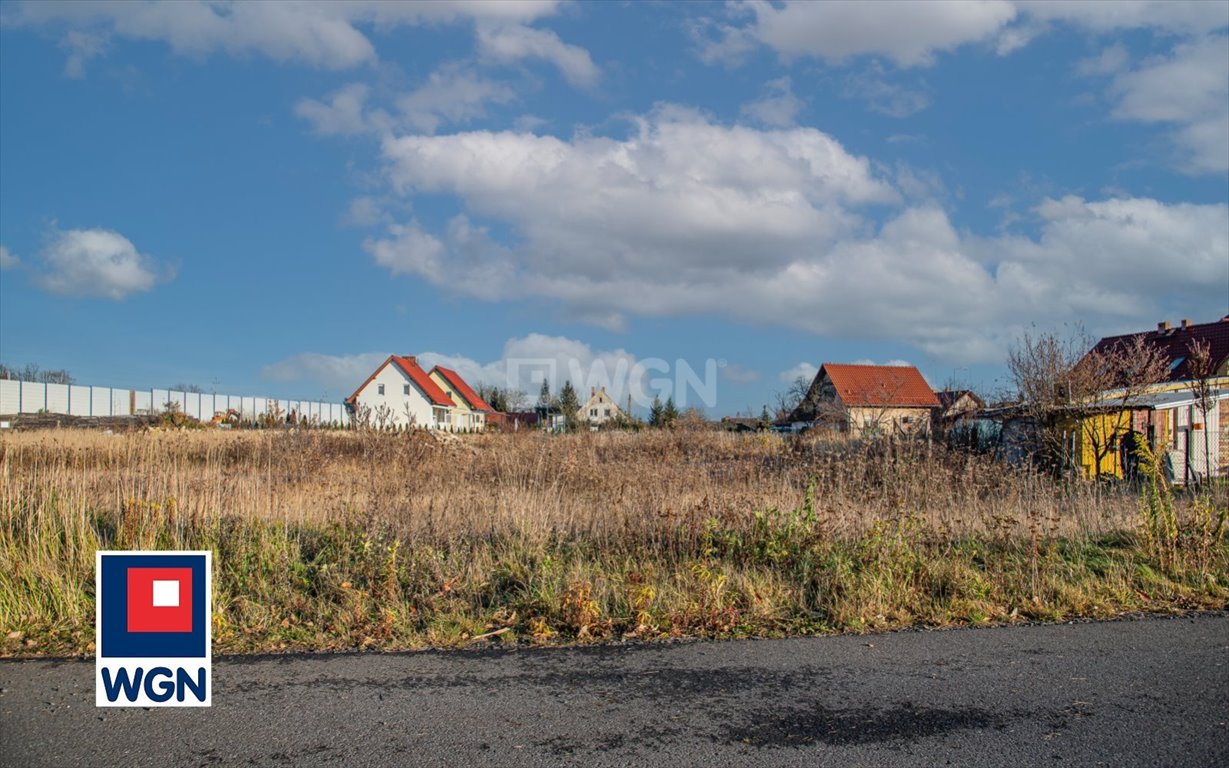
[345, 355, 455, 429]
[428, 365, 493, 431]
[786, 363, 939, 437]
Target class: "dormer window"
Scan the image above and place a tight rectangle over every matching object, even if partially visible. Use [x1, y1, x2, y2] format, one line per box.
[1168, 356, 1185, 373]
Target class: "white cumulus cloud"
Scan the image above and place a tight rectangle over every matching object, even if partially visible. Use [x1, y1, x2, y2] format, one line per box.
[778, 362, 818, 384]
[36, 227, 168, 299]
[296, 66, 517, 137]
[740, 77, 804, 127]
[476, 22, 600, 87]
[363, 104, 1228, 362]
[695, 0, 1228, 69]
[0, 245, 18, 270]
[1105, 35, 1229, 174]
[14, 0, 572, 73]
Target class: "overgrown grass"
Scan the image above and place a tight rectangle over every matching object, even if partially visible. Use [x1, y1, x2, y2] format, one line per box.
[1, 429, 1225, 656]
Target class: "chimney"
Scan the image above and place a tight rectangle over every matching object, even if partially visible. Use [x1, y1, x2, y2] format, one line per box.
[1180, 318, 1191, 328]
[591, 386, 595, 397]
[1157, 321, 1171, 332]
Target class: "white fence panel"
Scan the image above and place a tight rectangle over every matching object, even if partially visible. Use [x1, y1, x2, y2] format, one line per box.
[21, 382, 46, 412]
[68, 385, 90, 416]
[0, 380, 20, 414]
[2, 378, 346, 426]
[184, 393, 202, 421]
[46, 384, 69, 413]
[112, 389, 130, 416]
[91, 387, 111, 416]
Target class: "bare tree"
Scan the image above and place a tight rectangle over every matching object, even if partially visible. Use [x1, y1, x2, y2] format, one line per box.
[0, 362, 74, 384]
[774, 375, 812, 420]
[1008, 328, 1167, 477]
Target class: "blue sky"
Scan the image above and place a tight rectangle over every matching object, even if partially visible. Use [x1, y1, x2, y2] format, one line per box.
[1, 1, 1226, 415]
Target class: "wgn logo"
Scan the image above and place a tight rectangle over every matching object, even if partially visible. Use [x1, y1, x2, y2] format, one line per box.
[96, 551, 212, 707]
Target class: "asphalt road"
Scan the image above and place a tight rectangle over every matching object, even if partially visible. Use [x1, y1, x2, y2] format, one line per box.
[2, 615, 1226, 767]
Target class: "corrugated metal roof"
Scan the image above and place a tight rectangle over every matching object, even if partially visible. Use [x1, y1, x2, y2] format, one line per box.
[1089, 388, 1229, 410]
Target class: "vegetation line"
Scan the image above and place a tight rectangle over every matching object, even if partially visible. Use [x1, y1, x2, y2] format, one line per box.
[1, 429, 1225, 656]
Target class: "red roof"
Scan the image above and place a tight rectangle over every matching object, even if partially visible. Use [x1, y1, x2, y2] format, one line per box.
[822, 363, 939, 408]
[430, 366, 493, 412]
[1086, 316, 1229, 382]
[345, 355, 454, 407]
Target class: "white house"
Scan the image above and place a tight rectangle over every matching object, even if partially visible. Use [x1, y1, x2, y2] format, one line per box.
[577, 386, 623, 428]
[345, 355, 455, 429]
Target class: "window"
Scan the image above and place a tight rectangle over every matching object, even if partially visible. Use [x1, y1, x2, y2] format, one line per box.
[604, 408, 611, 417]
[1168, 356, 1185, 373]
[404, 384, 410, 395]
[590, 408, 597, 416]
[377, 384, 385, 395]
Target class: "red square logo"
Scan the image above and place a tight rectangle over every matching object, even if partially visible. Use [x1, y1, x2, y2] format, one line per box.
[126, 567, 193, 633]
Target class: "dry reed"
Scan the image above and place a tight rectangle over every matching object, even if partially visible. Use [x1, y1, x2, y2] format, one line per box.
[1, 428, 1225, 655]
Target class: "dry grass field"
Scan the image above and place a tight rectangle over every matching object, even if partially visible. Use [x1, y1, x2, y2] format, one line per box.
[1, 427, 1225, 656]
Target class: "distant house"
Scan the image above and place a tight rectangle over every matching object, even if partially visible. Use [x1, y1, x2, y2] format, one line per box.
[721, 416, 769, 433]
[577, 386, 622, 428]
[936, 390, 984, 421]
[787, 363, 939, 437]
[345, 355, 455, 429]
[428, 366, 492, 431]
[537, 404, 567, 432]
[1073, 316, 1229, 480]
[487, 411, 540, 431]
[990, 316, 1229, 481]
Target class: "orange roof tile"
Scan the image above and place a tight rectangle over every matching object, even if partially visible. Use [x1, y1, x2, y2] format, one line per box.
[822, 363, 939, 408]
[345, 355, 454, 408]
[431, 366, 493, 412]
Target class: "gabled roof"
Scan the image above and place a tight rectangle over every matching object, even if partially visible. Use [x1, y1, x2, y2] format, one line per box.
[345, 355, 454, 407]
[937, 389, 984, 410]
[579, 388, 617, 409]
[822, 363, 940, 408]
[1087, 316, 1229, 382]
[430, 366, 493, 412]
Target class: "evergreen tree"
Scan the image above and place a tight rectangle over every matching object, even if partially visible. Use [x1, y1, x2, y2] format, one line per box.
[537, 378, 552, 409]
[760, 405, 771, 424]
[649, 395, 664, 427]
[662, 396, 679, 427]
[558, 380, 580, 432]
